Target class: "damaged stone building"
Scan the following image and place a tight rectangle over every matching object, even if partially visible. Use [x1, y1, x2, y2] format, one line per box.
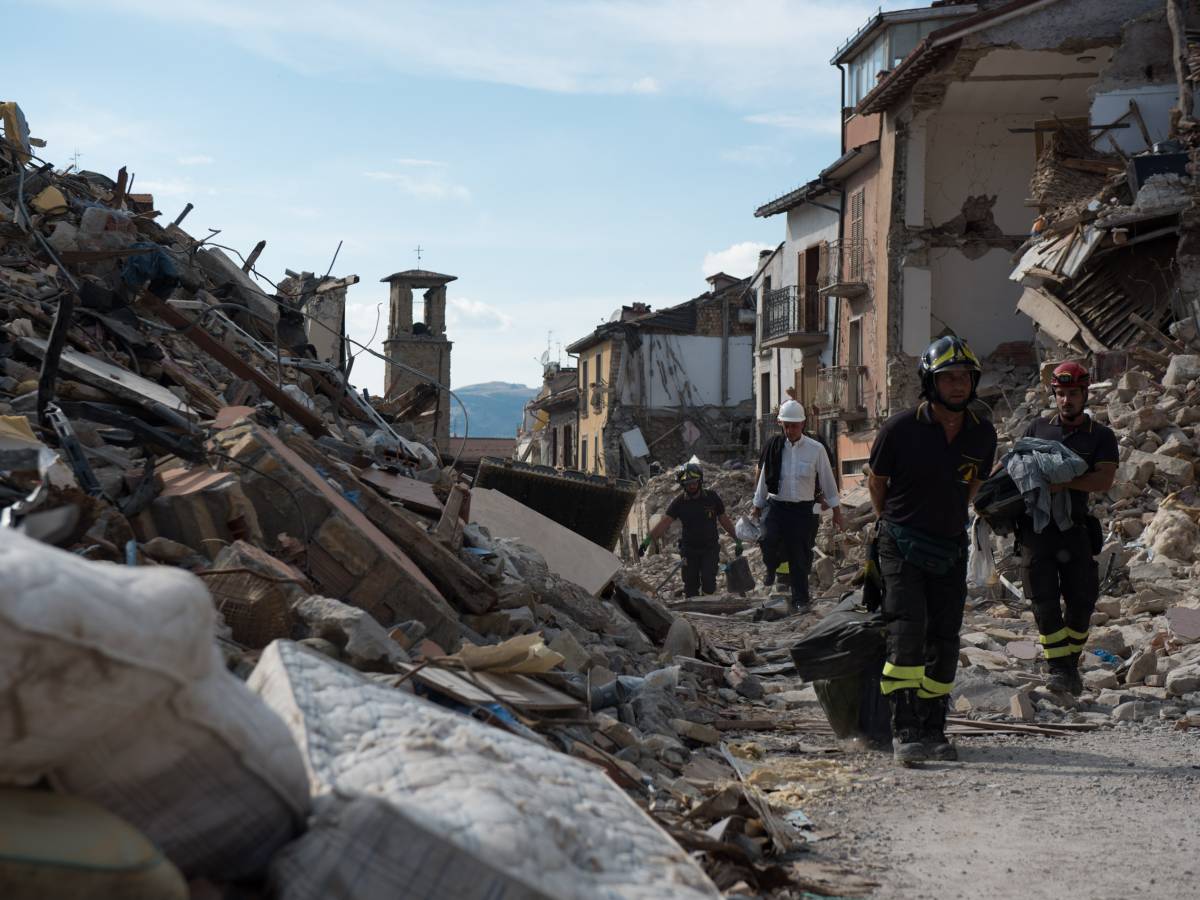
[566, 274, 756, 477]
[810, 0, 1181, 484]
[380, 269, 455, 449]
[515, 360, 579, 467]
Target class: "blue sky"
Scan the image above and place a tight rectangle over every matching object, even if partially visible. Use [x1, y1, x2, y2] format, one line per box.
[10, 0, 917, 393]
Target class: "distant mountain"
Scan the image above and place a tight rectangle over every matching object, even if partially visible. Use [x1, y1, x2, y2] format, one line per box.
[450, 381, 537, 438]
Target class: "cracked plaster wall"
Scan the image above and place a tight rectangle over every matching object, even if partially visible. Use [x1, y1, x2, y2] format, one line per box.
[979, 0, 1160, 52]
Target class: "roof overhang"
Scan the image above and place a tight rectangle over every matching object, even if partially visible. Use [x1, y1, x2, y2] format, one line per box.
[754, 178, 839, 219]
[821, 141, 880, 182]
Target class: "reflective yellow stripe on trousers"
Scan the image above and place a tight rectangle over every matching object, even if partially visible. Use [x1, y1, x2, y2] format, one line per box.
[881, 661, 924, 695]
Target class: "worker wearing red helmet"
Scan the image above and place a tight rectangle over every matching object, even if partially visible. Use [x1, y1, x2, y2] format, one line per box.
[1021, 361, 1119, 695]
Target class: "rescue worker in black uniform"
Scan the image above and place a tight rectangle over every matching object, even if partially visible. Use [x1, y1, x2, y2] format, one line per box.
[640, 463, 742, 596]
[1020, 361, 1118, 695]
[867, 337, 997, 765]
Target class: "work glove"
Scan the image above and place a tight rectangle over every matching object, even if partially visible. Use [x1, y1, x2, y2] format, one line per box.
[638, 536, 651, 558]
[734, 539, 744, 557]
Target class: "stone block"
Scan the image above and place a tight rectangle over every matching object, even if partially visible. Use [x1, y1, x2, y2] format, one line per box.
[1124, 448, 1194, 486]
[1083, 669, 1119, 691]
[1111, 701, 1160, 721]
[1123, 650, 1159, 685]
[1166, 664, 1200, 697]
[725, 663, 764, 700]
[548, 630, 590, 673]
[1009, 692, 1036, 721]
[292, 594, 410, 672]
[670, 718, 720, 745]
[1162, 355, 1200, 387]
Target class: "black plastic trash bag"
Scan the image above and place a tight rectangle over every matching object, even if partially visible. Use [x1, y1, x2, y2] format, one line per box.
[789, 591, 886, 682]
[973, 469, 1025, 535]
[791, 592, 891, 744]
[813, 664, 890, 744]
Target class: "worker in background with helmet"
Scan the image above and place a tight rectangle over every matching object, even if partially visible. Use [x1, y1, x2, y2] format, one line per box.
[867, 336, 997, 766]
[1020, 361, 1118, 695]
[751, 399, 842, 612]
[639, 462, 742, 597]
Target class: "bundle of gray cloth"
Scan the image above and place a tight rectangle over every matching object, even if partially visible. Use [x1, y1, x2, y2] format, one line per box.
[1003, 437, 1088, 533]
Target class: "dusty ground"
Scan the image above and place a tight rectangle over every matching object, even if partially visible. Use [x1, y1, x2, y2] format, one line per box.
[684, 600, 1200, 900]
[788, 726, 1200, 900]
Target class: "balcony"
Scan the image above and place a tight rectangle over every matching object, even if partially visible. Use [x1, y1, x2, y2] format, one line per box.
[817, 365, 868, 420]
[819, 240, 867, 298]
[761, 285, 827, 350]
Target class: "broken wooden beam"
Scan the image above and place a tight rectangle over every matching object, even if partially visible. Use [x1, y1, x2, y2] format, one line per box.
[136, 290, 329, 438]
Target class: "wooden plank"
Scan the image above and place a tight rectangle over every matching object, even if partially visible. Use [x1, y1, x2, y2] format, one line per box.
[398, 662, 584, 712]
[470, 487, 621, 596]
[1129, 311, 1187, 352]
[20, 337, 197, 418]
[433, 483, 468, 550]
[361, 466, 444, 515]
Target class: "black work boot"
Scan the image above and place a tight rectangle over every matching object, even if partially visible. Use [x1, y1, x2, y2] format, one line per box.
[889, 690, 927, 767]
[918, 695, 957, 761]
[1045, 658, 1074, 694]
[1066, 653, 1084, 697]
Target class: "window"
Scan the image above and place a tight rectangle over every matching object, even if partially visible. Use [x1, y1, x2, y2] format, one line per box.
[593, 435, 600, 473]
[841, 457, 869, 477]
[760, 372, 771, 417]
[594, 351, 604, 409]
[580, 437, 588, 470]
[848, 188, 865, 281]
[849, 317, 865, 410]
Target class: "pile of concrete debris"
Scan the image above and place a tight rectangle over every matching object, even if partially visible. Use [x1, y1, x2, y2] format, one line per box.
[0, 117, 825, 896]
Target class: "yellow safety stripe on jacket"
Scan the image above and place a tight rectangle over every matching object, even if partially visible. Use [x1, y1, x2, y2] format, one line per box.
[917, 676, 954, 699]
[1043, 644, 1074, 659]
[1039, 627, 1069, 645]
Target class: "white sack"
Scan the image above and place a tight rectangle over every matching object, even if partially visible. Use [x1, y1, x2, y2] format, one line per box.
[0, 529, 309, 879]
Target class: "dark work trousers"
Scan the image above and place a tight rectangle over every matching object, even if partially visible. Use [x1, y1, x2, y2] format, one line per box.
[1018, 521, 1097, 664]
[681, 544, 719, 597]
[877, 529, 967, 700]
[760, 504, 780, 585]
[762, 500, 818, 606]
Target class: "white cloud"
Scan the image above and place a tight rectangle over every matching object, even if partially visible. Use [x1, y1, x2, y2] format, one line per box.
[447, 297, 513, 332]
[363, 169, 470, 200]
[719, 144, 791, 166]
[44, 0, 894, 105]
[177, 153, 214, 165]
[702, 241, 774, 278]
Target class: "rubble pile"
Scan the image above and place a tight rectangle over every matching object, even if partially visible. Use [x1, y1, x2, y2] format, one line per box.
[0, 127, 794, 895]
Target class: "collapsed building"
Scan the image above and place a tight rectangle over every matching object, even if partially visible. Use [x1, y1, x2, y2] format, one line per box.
[566, 273, 757, 478]
[750, 0, 1198, 486]
[515, 359, 579, 467]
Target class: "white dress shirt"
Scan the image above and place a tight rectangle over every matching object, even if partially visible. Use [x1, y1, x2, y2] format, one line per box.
[753, 435, 840, 511]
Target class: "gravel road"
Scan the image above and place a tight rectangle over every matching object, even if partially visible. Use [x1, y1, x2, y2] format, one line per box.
[796, 725, 1200, 900]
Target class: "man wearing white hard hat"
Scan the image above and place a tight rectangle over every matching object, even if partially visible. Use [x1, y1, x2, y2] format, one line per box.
[752, 399, 842, 611]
